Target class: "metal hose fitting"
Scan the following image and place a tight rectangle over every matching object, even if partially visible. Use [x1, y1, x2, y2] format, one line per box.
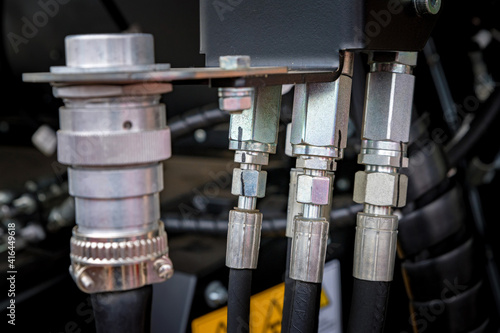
[50, 34, 174, 293]
[353, 52, 417, 282]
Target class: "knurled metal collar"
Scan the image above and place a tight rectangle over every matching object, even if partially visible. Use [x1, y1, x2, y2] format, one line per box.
[70, 222, 168, 265]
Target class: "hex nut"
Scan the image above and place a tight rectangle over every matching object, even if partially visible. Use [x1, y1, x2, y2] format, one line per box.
[219, 96, 253, 113]
[296, 175, 331, 205]
[362, 71, 414, 143]
[296, 156, 336, 171]
[358, 153, 409, 168]
[218, 87, 254, 113]
[234, 150, 269, 165]
[290, 77, 351, 149]
[353, 171, 408, 207]
[369, 52, 418, 66]
[228, 85, 281, 144]
[231, 168, 267, 198]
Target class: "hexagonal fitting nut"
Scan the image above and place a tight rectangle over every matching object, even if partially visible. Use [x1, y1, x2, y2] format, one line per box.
[234, 151, 269, 165]
[353, 171, 408, 207]
[296, 175, 331, 205]
[231, 168, 267, 198]
[369, 52, 418, 67]
[358, 153, 409, 168]
[362, 71, 414, 143]
[219, 87, 254, 113]
[296, 156, 336, 171]
[219, 55, 251, 70]
[229, 85, 281, 144]
[291, 77, 351, 149]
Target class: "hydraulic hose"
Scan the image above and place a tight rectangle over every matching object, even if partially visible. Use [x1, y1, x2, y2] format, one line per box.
[91, 285, 153, 333]
[288, 280, 322, 333]
[347, 279, 390, 333]
[227, 269, 252, 333]
[169, 104, 229, 140]
[162, 213, 286, 236]
[281, 238, 294, 332]
[162, 204, 362, 235]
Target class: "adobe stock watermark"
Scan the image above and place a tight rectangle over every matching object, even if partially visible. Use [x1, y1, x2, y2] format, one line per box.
[49, 296, 96, 333]
[401, 278, 468, 333]
[407, 93, 480, 172]
[212, 0, 244, 22]
[8, 0, 73, 54]
[353, 0, 405, 45]
[177, 161, 235, 220]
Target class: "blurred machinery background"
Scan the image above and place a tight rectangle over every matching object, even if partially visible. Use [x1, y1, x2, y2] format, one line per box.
[1, 1, 500, 332]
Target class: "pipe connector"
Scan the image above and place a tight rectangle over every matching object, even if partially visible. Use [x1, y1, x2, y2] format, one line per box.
[353, 213, 398, 281]
[226, 209, 263, 269]
[290, 217, 329, 283]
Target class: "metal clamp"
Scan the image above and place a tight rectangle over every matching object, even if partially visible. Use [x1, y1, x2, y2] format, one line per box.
[70, 221, 173, 293]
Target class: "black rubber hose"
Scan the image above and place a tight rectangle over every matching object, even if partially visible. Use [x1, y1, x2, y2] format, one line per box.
[227, 269, 252, 333]
[169, 104, 230, 140]
[161, 204, 362, 235]
[91, 285, 152, 333]
[162, 213, 286, 236]
[347, 278, 390, 333]
[281, 238, 294, 332]
[288, 280, 322, 333]
[447, 88, 500, 167]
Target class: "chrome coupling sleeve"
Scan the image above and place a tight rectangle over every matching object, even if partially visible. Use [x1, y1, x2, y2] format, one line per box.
[353, 213, 398, 282]
[289, 217, 329, 283]
[41, 33, 174, 293]
[226, 209, 263, 269]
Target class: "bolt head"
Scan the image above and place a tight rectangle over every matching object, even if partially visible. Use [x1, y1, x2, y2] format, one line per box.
[204, 281, 228, 308]
[157, 264, 173, 279]
[80, 273, 94, 289]
[154, 257, 174, 279]
[414, 0, 441, 15]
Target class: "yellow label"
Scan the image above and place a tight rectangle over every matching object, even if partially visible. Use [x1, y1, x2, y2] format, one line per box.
[192, 283, 329, 333]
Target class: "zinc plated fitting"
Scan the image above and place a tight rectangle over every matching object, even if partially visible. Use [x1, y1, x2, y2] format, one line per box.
[220, 55, 283, 270]
[353, 52, 417, 282]
[37, 34, 174, 293]
[288, 53, 354, 283]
